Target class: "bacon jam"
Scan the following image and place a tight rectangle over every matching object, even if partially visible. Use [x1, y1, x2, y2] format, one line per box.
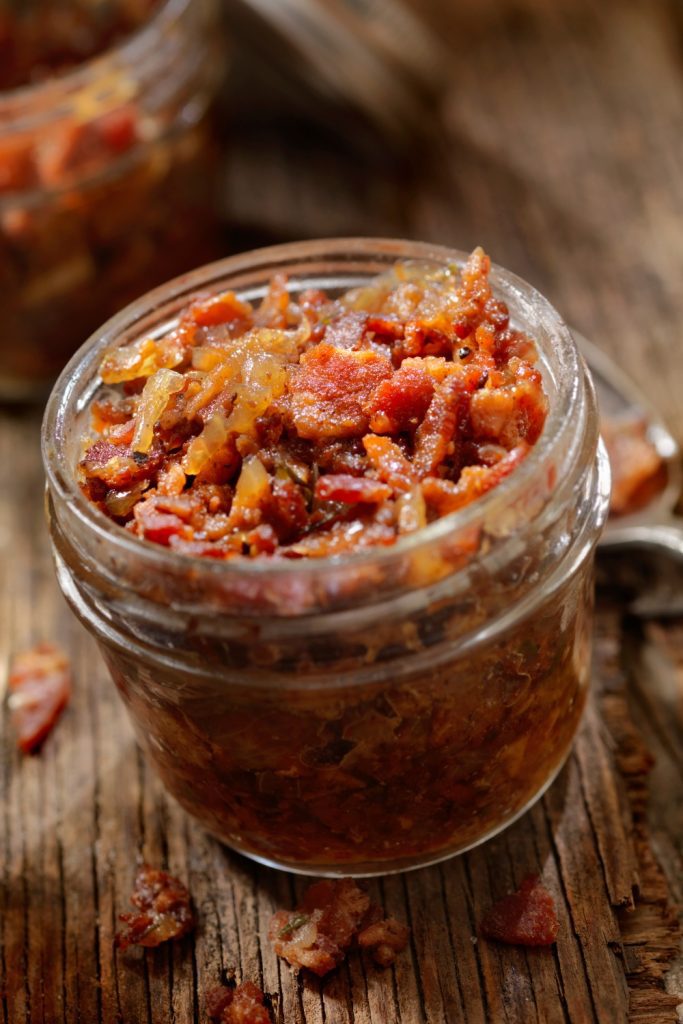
[80, 248, 548, 556]
[58, 245, 601, 872]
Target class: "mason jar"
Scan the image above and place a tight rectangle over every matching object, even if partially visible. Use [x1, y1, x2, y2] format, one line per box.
[42, 238, 610, 876]
[0, 0, 224, 400]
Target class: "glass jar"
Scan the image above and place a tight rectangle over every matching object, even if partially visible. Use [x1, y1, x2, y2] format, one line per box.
[42, 238, 610, 876]
[0, 0, 224, 401]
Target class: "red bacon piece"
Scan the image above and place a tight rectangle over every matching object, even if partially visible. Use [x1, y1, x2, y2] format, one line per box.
[323, 311, 368, 350]
[288, 343, 392, 440]
[269, 878, 371, 977]
[413, 375, 472, 479]
[422, 444, 529, 516]
[364, 361, 434, 434]
[8, 644, 71, 754]
[362, 434, 415, 493]
[206, 981, 272, 1023]
[357, 916, 411, 967]
[480, 876, 559, 946]
[115, 865, 195, 951]
[315, 474, 392, 505]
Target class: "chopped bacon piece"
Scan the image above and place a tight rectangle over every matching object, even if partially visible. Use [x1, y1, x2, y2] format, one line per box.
[403, 321, 453, 359]
[480, 876, 559, 946]
[133, 499, 191, 546]
[323, 311, 368, 350]
[601, 416, 666, 516]
[364, 361, 434, 434]
[8, 644, 71, 754]
[269, 879, 410, 976]
[470, 362, 547, 448]
[269, 878, 370, 976]
[362, 434, 415, 493]
[288, 343, 392, 440]
[115, 865, 194, 951]
[422, 444, 529, 516]
[316, 474, 393, 505]
[206, 981, 272, 1023]
[81, 440, 163, 491]
[357, 917, 411, 967]
[413, 376, 472, 479]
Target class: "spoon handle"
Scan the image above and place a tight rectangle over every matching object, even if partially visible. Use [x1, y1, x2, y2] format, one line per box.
[599, 521, 683, 563]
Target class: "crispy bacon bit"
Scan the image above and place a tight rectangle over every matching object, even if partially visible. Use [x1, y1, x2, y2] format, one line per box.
[268, 878, 410, 976]
[115, 865, 194, 951]
[362, 434, 415, 493]
[316, 474, 393, 505]
[413, 376, 471, 479]
[601, 416, 666, 516]
[269, 878, 371, 976]
[206, 981, 272, 1024]
[288, 343, 392, 440]
[422, 444, 529, 516]
[364, 361, 434, 434]
[357, 917, 411, 967]
[323, 311, 369, 350]
[470, 362, 547, 448]
[8, 644, 71, 754]
[81, 250, 548, 559]
[480, 876, 559, 946]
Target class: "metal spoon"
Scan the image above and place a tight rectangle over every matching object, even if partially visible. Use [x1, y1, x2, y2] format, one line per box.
[574, 329, 683, 615]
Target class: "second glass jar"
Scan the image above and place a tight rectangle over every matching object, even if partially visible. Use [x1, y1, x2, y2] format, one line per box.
[0, 0, 224, 399]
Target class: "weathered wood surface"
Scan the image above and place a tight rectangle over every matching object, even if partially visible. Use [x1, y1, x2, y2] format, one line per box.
[2, 0, 683, 1020]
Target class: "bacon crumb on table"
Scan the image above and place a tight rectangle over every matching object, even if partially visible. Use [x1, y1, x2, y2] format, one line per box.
[115, 865, 195, 951]
[206, 981, 272, 1024]
[7, 644, 71, 754]
[480, 875, 559, 947]
[268, 878, 410, 976]
[80, 248, 549, 560]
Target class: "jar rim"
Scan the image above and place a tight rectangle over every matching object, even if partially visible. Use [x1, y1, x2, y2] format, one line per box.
[42, 236, 586, 581]
[0, 0, 192, 113]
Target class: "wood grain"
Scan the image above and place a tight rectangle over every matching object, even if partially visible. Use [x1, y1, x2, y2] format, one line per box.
[0, 438, 680, 1022]
[3, 0, 683, 1020]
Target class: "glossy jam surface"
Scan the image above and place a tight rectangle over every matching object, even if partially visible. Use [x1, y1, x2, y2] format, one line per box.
[80, 248, 548, 557]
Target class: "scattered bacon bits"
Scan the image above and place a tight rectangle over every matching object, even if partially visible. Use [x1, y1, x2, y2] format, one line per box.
[268, 878, 410, 976]
[8, 644, 71, 754]
[357, 916, 411, 967]
[206, 981, 272, 1024]
[480, 875, 559, 947]
[601, 416, 667, 516]
[80, 249, 549, 559]
[115, 865, 195, 951]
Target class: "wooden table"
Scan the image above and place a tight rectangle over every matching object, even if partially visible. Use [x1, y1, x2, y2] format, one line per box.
[2, 0, 683, 1020]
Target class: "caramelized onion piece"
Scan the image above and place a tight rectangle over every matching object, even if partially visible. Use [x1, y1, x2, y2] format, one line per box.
[132, 368, 184, 454]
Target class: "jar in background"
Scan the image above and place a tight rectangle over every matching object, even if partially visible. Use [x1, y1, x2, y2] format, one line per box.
[0, 0, 224, 400]
[42, 238, 610, 875]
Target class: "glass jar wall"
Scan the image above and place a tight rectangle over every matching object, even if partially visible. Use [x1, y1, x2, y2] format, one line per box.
[42, 238, 610, 875]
